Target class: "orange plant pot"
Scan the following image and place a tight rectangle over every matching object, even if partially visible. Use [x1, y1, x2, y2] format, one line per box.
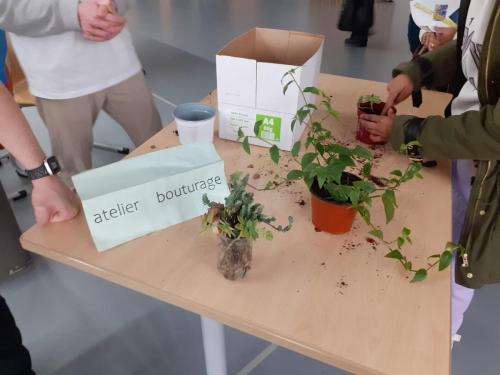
[309, 176, 359, 234]
[311, 193, 357, 234]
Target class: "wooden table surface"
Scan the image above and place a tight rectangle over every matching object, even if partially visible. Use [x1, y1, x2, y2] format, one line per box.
[21, 74, 453, 375]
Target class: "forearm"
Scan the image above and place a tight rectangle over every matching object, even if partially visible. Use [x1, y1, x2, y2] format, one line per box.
[0, 0, 80, 36]
[0, 85, 45, 169]
[391, 101, 500, 160]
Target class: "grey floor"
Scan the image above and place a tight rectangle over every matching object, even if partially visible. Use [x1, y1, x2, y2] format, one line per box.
[0, 1, 499, 374]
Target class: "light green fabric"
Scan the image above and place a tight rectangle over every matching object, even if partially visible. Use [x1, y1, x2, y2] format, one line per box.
[73, 142, 230, 252]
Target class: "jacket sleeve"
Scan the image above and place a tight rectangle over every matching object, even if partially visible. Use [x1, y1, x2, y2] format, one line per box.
[0, 0, 80, 36]
[392, 40, 459, 91]
[390, 99, 500, 160]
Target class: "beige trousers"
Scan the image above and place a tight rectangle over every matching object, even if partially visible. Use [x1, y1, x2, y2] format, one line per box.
[36, 72, 162, 185]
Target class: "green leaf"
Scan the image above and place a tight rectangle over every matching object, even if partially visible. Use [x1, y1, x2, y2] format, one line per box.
[270, 145, 280, 164]
[404, 261, 413, 271]
[287, 170, 303, 180]
[402, 227, 411, 237]
[237, 127, 245, 140]
[439, 251, 453, 271]
[329, 144, 353, 156]
[349, 189, 360, 206]
[352, 145, 373, 160]
[291, 141, 301, 158]
[369, 229, 383, 240]
[243, 137, 250, 154]
[385, 250, 404, 260]
[411, 269, 428, 283]
[357, 206, 371, 225]
[301, 153, 317, 168]
[397, 237, 405, 248]
[291, 119, 297, 132]
[381, 190, 397, 223]
[283, 80, 293, 95]
[202, 194, 210, 206]
[318, 175, 327, 188]
[390, 170, 403, 177]
[362, 163, 372, 177]
[254, 120, 263, 136]
[303, 86, 321, 95]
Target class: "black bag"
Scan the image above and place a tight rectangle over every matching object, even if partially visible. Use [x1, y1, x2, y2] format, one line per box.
[337, 0, 374, 33]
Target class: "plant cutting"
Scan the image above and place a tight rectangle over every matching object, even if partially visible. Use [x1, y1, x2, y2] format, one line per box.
[237, 69, 459, 282]
[356, 94, 396, 145]
[202, 173, 293, 281]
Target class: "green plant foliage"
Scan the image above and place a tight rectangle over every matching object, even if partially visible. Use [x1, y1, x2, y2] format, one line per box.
[237, 68, 462, 283]
[202, 173, 293, 242]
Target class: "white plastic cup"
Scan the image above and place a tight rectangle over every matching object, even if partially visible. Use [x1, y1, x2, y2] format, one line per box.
[173, 103, 216, 145]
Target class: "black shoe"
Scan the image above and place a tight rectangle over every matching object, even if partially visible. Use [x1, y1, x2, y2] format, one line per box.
[345, 35, 368, 47]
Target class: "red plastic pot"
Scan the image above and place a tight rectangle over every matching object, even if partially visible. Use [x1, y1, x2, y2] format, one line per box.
[310, 175, 359, 235]
[356, 101, 395, 146]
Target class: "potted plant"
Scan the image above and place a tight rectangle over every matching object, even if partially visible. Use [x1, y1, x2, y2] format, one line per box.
[202, 173, 293, 280]
[356, 94, 396, 145]
[240, 71, 416, 235]
[237, 69, 458, 282]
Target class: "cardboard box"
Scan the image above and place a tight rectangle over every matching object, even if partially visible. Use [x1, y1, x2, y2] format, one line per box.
[216, 28, 324, 151]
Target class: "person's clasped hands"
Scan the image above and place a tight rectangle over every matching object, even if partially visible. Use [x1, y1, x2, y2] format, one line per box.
[78, 0, 126, 42]
[358, 74, 414, 143]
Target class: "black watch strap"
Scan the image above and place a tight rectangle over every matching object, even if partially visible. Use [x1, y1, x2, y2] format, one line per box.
[404, 117, 425, 163]
[25, 156, 61, 180]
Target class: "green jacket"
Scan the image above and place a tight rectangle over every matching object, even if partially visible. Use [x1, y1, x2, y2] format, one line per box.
[390, 1, 500, 288]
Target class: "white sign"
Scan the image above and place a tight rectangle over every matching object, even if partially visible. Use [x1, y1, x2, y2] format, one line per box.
[72, 142, 230, 252]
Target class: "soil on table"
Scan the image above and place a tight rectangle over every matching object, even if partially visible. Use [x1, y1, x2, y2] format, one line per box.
[218, 237, 252, 280]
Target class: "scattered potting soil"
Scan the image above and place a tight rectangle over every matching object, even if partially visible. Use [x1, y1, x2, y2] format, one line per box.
[247, 164, 254, 169]
[296, 199, 306, 206]
[321, 262, 326, 266]
[366, 237, 378, 250]
[150, 144, 156, 149]
[173, 130, 179, 136]
[253, 173, 261, 180]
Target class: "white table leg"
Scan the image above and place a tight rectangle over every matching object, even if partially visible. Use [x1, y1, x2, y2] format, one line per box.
[200, 316, 228, 375]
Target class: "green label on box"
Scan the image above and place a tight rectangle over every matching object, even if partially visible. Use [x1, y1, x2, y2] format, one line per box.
[256, 114, 281, 141]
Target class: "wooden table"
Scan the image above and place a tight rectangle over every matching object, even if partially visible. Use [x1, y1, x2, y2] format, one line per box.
[21, 74, 453, 375]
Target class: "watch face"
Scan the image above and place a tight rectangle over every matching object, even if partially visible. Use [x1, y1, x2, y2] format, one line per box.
[47, 156, 61, 175]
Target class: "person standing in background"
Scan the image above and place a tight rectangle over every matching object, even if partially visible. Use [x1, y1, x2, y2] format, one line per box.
[338, 0, 374, 47]
[359, 0, 499, 343]
[0, 1, 123, 373]
[9, 0, 162, 186]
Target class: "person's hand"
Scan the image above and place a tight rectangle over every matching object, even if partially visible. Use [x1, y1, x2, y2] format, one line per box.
[383, 74, 414, 114]
[358, 108, 396, 143]
[31, 176, 80, 224]
[421, 31, 439, 51]
[78, 0, 126, 42]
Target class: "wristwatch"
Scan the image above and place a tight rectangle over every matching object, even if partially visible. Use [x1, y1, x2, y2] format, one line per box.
[404, 117, 425, 163]
[25, 156, 61, 180]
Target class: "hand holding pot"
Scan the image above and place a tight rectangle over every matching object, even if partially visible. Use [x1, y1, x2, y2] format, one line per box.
[383, 74, 414, 114]
[358, 108, 396, 144]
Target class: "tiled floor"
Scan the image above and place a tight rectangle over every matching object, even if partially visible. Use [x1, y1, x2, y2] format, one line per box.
[1, 1, 499, 374]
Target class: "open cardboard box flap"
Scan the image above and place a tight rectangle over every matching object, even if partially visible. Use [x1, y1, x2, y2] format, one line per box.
[218, 28, 324, 66]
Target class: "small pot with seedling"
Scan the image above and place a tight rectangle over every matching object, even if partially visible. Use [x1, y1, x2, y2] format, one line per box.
[356, 94, 396, 146]
[202, 173, 293, 280]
